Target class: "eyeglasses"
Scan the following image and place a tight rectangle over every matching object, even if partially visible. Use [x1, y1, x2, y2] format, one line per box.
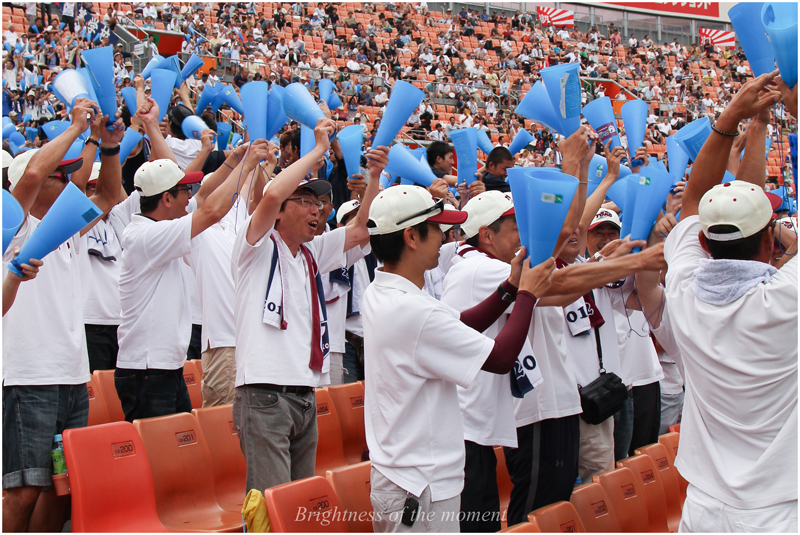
[170, 185, 193, 196]
[287, 197, 325, 210]
[397, 197, 444, 226]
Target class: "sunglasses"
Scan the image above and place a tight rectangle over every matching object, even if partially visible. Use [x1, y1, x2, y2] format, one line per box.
[397, 197, 444, 226]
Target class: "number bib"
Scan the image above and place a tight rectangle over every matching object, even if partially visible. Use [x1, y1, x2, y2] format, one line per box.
[563, 297, 593, 337]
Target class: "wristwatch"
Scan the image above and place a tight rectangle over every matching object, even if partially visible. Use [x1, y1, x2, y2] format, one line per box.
[99, 144, 121, 156]
[497, 282, 516, 302]
[86, 138, 100, 148]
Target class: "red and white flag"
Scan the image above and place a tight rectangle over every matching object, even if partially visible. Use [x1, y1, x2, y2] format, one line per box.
[699, 28, 736, 48]
[537, 7, 575, 28]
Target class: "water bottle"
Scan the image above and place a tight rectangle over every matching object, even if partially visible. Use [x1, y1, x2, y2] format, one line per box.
[52, 434, 66, 475]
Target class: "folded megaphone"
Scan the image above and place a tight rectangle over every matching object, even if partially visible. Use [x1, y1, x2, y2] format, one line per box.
[476, 129, 495, 155]
[196, 84, 220, 114]
[318, 78, 343, 110]
[539, 62, 582, 136]
[266, 84, 289, 140]
[120, 86, 138, 116]
[337, 125, 364, 179]
[674, 117, 711, 162]
[449, 127, 478, 185]
[582, 96, 622, 151]
[516, 81, 563, 134]
[621, 99, 649, 167]
[141, 55, 166, 79]
[215, 84, 245, 115]
[761, 2, 797, 89]
[384, 144, 436, 187]
[508, 129, 535, 156]
[300, 125, 316, 158]
[181, 115, 214, 142]
[79, 46, 118, 125]
[180, 54, 205, 82]
[282, 83, 326, 130]
[240, 81, 269, 141]
[666, 135, 690, 182]
[729, 3, 776, 78]
[150, 69, 178, 122]
[372, 80, 425, 148]
[119, 127, 144, 163]
[216, 121, 232, 151]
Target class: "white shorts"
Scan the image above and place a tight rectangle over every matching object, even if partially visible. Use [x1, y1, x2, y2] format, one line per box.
[679, 484, 797, 533]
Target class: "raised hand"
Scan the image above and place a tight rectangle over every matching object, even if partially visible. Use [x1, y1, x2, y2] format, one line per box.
[70, 97, 97, 133]
[507, 246, 526, 288]
[428, 178, 448, 199]
[519, 255, 556, 297]
[136, 96, 161, 125]
[100, 115, 126, 147]
[348, 174, 368, 198]
[365, 145, 390, 181]
[604, 141, 626, 178]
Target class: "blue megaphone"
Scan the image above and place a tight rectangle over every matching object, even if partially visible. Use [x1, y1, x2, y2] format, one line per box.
[3, 189, 24, 255]
[674, 117, 711, 161]
[216, 121, 232, 151]
[240, 81, 269, 141]
[582, 96, 622, 151]
[180, 54, 205, 82]
[449, 127, 479, 185]
[384, 144, 436, 187]
[539, 62, 582, 136]
[372, 80, 425, 149]
[141, 55, 166, 79]
[621, 99, 649, 167]
[282, 82, 326, 130]
[300, 124, 316, 158]
[2, 123, 17, 139]
[120, 86, 137, 115]
[607, 175, 633, 212]
[729, 3, 776, 77]
[266, 84, 289, 140]
[666, 135, 690, 182]
[509, 129, 535, 156]
[516, 81, 564, 134]
[25, 127, 37, 143]
[216, 84, 245, 115]
[318, 78, 343, 110]
[181, 115, 213, 141]
[196, 84, 220, 114]
[476, 129, 495, 155]
[230, 132, 243, 147]
[119, 127, 144, 163]
[76, 68, 101, 110]
[8, 182, 102, 277]
[337, 124, 364, 180]
[164, 55, 184, 89]
[627, 169, 675, 251]
[761, 2, 797, 89]
[79, 46, 118, 124]
[52, 69, 93, 108]
[150, 68, 178, 121]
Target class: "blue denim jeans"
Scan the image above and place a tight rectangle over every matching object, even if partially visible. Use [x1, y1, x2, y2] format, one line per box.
[114, 368, 192, 423]
[3, 384, 89, 489]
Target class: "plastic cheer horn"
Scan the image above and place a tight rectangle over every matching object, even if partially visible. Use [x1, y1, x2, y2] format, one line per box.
[149, 68, 178, 121]
[674, 117, 711, 161]
[163, 55, 184, 89]
[216, 121, 232, 151]
[180, 53, 205, 82]
[300, 124, 316, 158]
[476, 128, 495, 155]
[336, 124, 364, 179]
[7, 182, 102, 277]
[76, 68, 101, 109]
[230, 132, 243, 147]
[119, 127, 144, 163]
[119, 86, 137, 116]
[761, 2, 798, 89]
[582, 96, 622, 150]
[52, 69, 93, 108]
[216, 84, 244, 115]
[79, 46, 119, 124]
[619, 177, 638, 241]
[372, 80, 425, 149]
[240, 81, 269, 141]
[2, 123, 17, 139]
[318, 78, 343, 109]
[3, 189, 24, 255]
[384, 144, 436, 187]
[539, 62, 582, 137]
[728, 3, 775, 78]
[266, 84, 289, 140]
[41, 120, 70, 141]
[282, 82, 326, 130]
[449, 127, 478, 185]
[508, 129, 535, 156]
[666, 135, 690, 182]
[627, 169, 675, 252]
[507, 168, 579, 265]
[515, 81, 564, 134]
[196, 84, 220, 114]
[181, 115, 214, 141]
[141, 54, 166, 79]
[620, 99, 649, 167]
[606, 175, 633, 212]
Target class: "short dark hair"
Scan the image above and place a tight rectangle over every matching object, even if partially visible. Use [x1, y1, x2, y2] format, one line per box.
[280, 129, 301, 151]
[486, 146, 514, 167]
[138, 185, 184, 213]
[464, 215, 507, 248]
[426, 141, 452, 167]
[369, 221, 430, 265]
[705, 223, 771, 261]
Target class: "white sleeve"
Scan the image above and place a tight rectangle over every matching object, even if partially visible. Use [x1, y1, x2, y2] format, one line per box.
[309, 227, 347, 274]
[650, 305, 683, 381]
[108, 190, 141, 228]
[664, 215, 708, 294]
[129, 214, 193, 268]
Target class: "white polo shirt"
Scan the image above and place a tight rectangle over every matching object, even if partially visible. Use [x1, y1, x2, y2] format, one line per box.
[664, 215, 797, 509]
[442, 249, 525, 448]
[3, 215, 89, 386]
[116, 213, 194, 370]
[364, 269, 494, 501]
[232, 221, 347, 388]
[650, 306, 684, 395]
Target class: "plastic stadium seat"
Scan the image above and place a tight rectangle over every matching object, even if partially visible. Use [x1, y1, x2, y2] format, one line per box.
[528, 501, 586, 532]
[314, 388, 348, 476]
[86, 378, 109, 426]
[495, 446, 512, 527]
[325, 461, 373, 532]
[192, 405, 246, 513]
[263, 476, 348, 532]
[668, 424, 680, 433]
[92, 369, 125, 422]
[500, 521, 542, 532]
[133, 413, 243, 532]
[182, 360, 203, 409]
[326, 382, 367, 464]
[593, 467, 650, 532]
[63, 422, 170, 532]
[634, 444, 684, 531]
[617, 455, 670, 532]
[570, 482, 621, 533]
[658, 432, 680, 463]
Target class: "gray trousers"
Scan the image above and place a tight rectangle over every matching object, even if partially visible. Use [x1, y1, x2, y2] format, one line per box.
[232, 385, 317, 493]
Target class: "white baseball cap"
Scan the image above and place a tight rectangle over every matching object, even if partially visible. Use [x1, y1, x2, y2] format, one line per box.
[134, 159, 203, 197]
[440, 204, 460, 232]
[699, 182, 773, 241]
[461, 190, 515, 239]
[1, 150, 13, 169]
[336, 199, 361, 225]
[588, 208, 621, 230]
[7, 149, 83, 191]
[87, 161, 102, 184]
[367, 185, 467, 235]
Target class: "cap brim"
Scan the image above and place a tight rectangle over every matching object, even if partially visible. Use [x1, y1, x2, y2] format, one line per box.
[178, 171, 204, 185]
[765, 192, 783, 212]
[427, 210, 468, 226]
[58, 157, 83, 175]
[297, 179, 332, 198]
[588, 219, 621, 231]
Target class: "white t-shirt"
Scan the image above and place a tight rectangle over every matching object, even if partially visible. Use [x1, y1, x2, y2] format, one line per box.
[664, 215, 797, 509]
[651, 306, 684, 395]
[3, 215, 90, 386]
[364, 269, 494, 501]
[165, 136, 203, 170]
[232, 222, 347, 387]
[442, 250, 525, 448]
[117, 213, 194, 370]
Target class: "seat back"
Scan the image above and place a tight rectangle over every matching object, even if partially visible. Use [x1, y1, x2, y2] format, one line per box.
[668, 423, 680, 433]
[528, 501, 586, 532]
[86, 379, 109, 426]
[182, 359, 203, 409]
[500, 521, 542, 532]
[325, 461, 372, 532]
[634, 443, 684, 530]
[92, 369, 125, 422]
[314, 388, 347, 475]
[658, 432, 680, 463]
[617, 455, 669, 532]
[495, 446, 513, 526]
[326, 382, 366, 464]
[192, 405, 246, 513]
[570, 482, 620, 533]
[63, 422, 166, 532]
[263, 476, 348, 532]
[593, 467, 650, 533]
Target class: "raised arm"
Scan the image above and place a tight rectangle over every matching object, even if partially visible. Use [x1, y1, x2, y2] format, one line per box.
[136, 96, 178, 163]
[183, 128, 217, 175]
[736, 109, 770, 189]
[553, 126, 595, 257]
[82, 114, 125, 233]
[343, 145, 388, 251]
[578, 141, 626, 252]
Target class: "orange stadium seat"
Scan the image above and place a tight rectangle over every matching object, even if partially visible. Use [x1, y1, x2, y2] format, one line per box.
[182, 359, 203, 409]
[500, 521, 542, 533]
[92, 369, 125, 423]
[85, 378, 110, 426]
[634, 443, 684, 530]
[528, 501, 586, 532]
[314, 388, 348, 476]
[495, 446, 513, 528]
[326, 382, 367, 465]
[570, 482, 621, 533]
[263, 476, 348, 532]
[593, 467, 650, 533]
[658, 432, 680, 463]
[325, 461, 373, 532]
[617, 455, 670, 532]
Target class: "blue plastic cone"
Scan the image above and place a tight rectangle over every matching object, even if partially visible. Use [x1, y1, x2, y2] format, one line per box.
[539, 62, 582, 136]
[266, 84, 289, 140]
[300, 124, 316, 158]
[25, 127, 37, 143]
[2, 123, 17, 139]
[52, 69, 92, 108]
[3, 189, 24, 255]
[674, 117, 711, 161]
[150, 68, 178, 121]
[515, 81, 563, 133]
[216, 122, 232, 151]
[230, 132, 243, 147]
[216, 84, 244, 115]
[621, 99, 649, 166]
[372, 81, 425, 149]
[119, 127, 144, 163]
[64, 139, 85, 161]
[507, 168, 579, 264]
[582, 96, 622, 150]
[729, 3, 775, 78]
[141, 54, 166, 79]
[42, 120, 70, 141]
[180, 53, 205, 81]
[196, 84, 220, 113]
[79, 46, 118, 122]
[384, 144, 436, 187]
[509, 129, 535, 156]
[606, 175, 633, 212]
[181, 115, 213, 141]
[449, 127, 478, 185]
[761, 2, 798, 89]
[476, 129, 495, 155]
[628, 169, 674, 251]
[337, 124, 364, 179]
[619, 176, 638, 240]
[240, 81, 269, 141]
[666, 135, 690, 182]
[119, 86, 138, 116]
[164, 55, 184, 89]
[318, 78, 342, 109]
[282, 83, 326, 130]
[77, 68, 100, 109]
[7, 182, 102, 277]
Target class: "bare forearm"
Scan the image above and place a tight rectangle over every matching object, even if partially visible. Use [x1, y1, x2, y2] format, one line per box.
[738, 121, 768, 189]
[71, 139, 99, 191]
[683, 114, 737, 218]
[143, 121, 177, 162]
[544, 255, 646, 297]
[91, 153, 123, 215]
[184, 146, 212, 175]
